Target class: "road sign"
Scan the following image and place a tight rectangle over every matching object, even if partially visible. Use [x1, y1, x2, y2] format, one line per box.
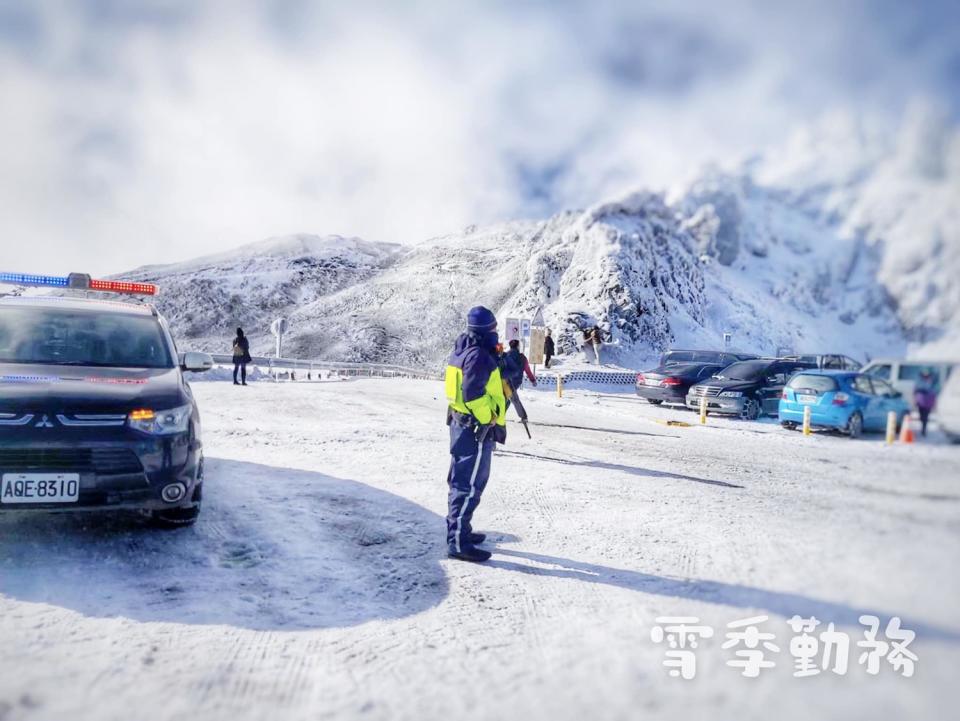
[528, 328, 546, 364]
[520, 318, 531, 339]
[532, 307, 545, 327]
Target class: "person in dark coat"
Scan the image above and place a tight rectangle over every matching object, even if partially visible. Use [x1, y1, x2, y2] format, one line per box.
[503, 339, 537, 390]
[913, 369, 939, 437]
[232, 328, 251, 386]
[544, 329, 555, 368]
[443, 306, 507, 563]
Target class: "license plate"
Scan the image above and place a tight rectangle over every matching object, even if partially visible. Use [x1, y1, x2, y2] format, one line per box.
[645, 379, 662, 387]
[797, 394, 818, 404]
[1, 473, 80, 504]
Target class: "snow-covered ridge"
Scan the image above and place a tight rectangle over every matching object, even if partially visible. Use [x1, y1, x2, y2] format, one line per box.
[6, 111, 951, 369]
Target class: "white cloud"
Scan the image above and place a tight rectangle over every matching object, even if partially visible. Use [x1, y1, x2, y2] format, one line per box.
[0, 0, 956, 275]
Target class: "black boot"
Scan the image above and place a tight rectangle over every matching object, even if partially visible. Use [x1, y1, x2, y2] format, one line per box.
[448, 545, 492, 563]
[469, 533, 486, 544]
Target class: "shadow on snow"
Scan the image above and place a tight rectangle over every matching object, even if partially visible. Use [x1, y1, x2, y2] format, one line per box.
[488, 547, 960, 643]
[0, 458, 449, 631]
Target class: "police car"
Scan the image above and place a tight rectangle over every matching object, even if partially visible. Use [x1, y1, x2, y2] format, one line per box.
[0, 272, 213, 526]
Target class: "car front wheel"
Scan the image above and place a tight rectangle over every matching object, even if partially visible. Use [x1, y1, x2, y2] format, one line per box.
[646, 399, 663, 405]
[781, 421, 797, 430]
[846, 412, 863, 439]
[740, 398, 761, 421]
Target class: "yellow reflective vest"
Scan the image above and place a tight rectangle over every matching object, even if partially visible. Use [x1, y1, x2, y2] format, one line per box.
[445, 363, 507, 427]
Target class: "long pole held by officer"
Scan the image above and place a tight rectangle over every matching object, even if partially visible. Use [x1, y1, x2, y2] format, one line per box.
[444, 306, 507, 563]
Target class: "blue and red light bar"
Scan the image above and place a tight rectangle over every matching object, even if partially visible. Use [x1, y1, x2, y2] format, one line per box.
[0, 272, 157, 296]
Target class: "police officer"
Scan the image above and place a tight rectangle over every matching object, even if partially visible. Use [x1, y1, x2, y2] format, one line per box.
[444, 306, 507, 563]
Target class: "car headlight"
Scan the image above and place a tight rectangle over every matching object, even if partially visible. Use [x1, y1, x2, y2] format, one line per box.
[128, 404, 192, 435]
[719, 391, 743, 398]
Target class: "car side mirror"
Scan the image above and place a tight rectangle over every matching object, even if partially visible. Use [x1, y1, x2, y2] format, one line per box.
[180, 351, 214, 373]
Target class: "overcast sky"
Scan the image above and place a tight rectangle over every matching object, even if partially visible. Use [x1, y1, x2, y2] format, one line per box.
[0, 0, 958, 276]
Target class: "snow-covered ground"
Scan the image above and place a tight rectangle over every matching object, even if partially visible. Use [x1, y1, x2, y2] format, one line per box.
[1, 379, 958, 721]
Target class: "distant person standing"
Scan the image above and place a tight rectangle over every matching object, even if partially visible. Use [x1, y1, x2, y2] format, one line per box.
[582, 328, 594, 364]
[914, 369, 939, 437]
[232, 328, 251, 386]
[590, 325, 603, 365]
[544, 329, 555, 368]
[503, 339, 538, 391]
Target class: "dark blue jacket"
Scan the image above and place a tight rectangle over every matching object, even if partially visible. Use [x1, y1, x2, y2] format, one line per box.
[502, 348, 525, 389]
[448, 332, 499, 404]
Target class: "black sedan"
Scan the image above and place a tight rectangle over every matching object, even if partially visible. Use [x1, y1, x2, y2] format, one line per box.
[636, 363, 725, 405]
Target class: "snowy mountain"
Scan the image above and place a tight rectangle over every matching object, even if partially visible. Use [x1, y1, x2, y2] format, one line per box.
[118, 234, 404, 355]
[107, 185, 907, 370]
[4, 111, 954, 370]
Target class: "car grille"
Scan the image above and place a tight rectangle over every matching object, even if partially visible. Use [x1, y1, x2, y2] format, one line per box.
[692, 386, 722, 397]
[0, 448, 144, 474]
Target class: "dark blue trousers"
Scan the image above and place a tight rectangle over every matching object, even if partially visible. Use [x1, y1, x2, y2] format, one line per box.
[446, 421, 494, 552]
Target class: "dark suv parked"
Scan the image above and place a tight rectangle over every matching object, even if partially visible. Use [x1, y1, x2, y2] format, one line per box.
[0, 295, 213, 526]
[685, 358, 817, 420]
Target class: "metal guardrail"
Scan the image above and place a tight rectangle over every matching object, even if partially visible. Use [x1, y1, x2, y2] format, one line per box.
[205, 354, 635, 386]
[207, 354, 441, 381]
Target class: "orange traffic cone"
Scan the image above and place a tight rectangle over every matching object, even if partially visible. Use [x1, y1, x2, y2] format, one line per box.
[899, 415, 915, 444]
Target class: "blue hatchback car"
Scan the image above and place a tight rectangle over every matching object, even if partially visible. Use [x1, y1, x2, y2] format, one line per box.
[779, 370, 910, 438]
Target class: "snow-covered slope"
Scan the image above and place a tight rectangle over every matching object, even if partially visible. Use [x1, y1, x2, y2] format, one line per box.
[118, 234, 404, 353]
[750, 104, 960, 358]
[4, 111, 952, 370]
[113, 183, 910, 370]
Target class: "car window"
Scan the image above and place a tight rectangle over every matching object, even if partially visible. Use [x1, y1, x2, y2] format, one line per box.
[866, 364, 892, 380]
[661, 351, 695, 364]
[0, 307, 174, 369]
[897, 363, 936, 381]
[822, 356, 844, 369]
[714, 360, 770, 381]
[698, 365, 720, 379]
[873, 378, 897, 397]
[852, 375, 874, 395]
[843, 356, 861, 370]
[788, 374, 838, 393]
[898, 364, 939, 383]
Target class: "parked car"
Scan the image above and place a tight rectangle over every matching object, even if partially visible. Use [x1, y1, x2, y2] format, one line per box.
[686, 358, 817, 420]
[636, 362, 725, 405]
[659, 349, 757, 366]
[781, 354, 862, 370]
[862, 359, 956, 404]
[0, 289, 212, 526]
[936, 372, 960, 443]
[778, 370, 910, 438]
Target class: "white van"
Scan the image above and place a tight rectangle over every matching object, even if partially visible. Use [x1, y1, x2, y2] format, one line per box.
[861, 359, 956, 407]
[937, 373, 960, 443]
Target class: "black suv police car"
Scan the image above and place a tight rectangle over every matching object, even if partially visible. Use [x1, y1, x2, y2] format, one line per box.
[0, 287, 212, 526]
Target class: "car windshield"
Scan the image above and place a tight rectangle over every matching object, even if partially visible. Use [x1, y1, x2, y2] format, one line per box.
[788, 374, 839, 393]
[713, 360, 769, 381]
[0, 306, 174, 369]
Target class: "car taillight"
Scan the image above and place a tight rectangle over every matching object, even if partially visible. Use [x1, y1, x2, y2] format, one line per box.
[832, 392, 849, 406]
[637, 374, 645, 384]
[662, 377, 683, 386]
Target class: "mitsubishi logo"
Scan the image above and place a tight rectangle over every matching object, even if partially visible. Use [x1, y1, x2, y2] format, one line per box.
[35, 414, 55, 428]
